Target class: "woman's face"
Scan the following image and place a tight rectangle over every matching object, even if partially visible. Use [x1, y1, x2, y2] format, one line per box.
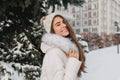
[52, 16, 69, 37]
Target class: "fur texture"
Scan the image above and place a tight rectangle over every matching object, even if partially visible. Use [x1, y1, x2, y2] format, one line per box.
[41, 33, 78, 54]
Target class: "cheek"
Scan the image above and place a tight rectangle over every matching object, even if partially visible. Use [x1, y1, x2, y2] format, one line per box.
[53, 26, 61, 33]
[55, 29, 61, 34]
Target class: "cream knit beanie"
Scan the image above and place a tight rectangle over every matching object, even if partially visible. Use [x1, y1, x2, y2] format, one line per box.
[42, 12, 62, 33]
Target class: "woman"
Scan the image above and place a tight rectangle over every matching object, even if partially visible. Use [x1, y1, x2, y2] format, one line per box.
[40, 12, 86, 80]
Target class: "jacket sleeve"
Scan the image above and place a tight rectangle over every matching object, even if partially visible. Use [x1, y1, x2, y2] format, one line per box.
[42, 48, 82, 80]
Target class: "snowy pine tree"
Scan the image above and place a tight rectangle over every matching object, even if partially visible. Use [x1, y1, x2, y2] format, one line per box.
[0, 23, 46, 80]
[0, 0, 85, 79]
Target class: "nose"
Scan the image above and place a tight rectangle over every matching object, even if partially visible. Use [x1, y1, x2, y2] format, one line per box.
[61, 22, 66, 27]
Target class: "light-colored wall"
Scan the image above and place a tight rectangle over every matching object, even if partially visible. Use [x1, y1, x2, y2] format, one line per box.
[47, 0, 120, 35]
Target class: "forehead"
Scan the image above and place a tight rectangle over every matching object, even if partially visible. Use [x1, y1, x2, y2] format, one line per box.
[53, 16, 63, 21]
[53, 16, 64, 25]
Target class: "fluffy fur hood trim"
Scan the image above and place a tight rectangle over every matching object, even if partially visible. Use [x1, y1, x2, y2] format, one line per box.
[41, 33, 78, 54]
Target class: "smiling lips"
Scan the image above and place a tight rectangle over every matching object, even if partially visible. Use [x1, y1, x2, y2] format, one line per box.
[61, 28, 68, 32]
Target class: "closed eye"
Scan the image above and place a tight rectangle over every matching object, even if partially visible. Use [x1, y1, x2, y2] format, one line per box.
[55, 22, 61, 26]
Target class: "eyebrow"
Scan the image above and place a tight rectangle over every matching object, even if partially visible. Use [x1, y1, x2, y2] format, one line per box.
[55, 22, 60, 26]
[55, 18, 64, 26]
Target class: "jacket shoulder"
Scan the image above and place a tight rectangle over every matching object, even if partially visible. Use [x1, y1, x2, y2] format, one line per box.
[46, 47, 66, 56]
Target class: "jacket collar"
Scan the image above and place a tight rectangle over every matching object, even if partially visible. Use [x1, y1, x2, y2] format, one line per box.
[41, 33, 78, 54]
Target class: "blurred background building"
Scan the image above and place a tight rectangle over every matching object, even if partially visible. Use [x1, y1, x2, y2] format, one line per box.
[48, 0, 120, 35]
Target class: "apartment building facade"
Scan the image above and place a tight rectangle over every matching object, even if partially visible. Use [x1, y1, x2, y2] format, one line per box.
[82, 0, 120, 35]
[47, 0, 120, 35]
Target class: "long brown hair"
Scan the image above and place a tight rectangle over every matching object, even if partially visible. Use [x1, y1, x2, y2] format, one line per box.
[51, 15, 86, 77]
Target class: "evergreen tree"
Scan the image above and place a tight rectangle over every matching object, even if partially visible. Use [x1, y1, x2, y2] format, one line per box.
[0, 0, 46, 79]
[0, 0, 85, 79]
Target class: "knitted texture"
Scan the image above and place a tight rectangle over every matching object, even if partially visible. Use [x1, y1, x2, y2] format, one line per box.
[43, 13, 60, 33]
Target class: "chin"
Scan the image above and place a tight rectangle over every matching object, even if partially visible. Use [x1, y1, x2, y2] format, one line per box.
[62, 32, 69, 37]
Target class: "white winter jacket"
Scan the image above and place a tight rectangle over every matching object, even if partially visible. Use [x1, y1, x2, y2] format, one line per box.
[40, 33, 82, 80]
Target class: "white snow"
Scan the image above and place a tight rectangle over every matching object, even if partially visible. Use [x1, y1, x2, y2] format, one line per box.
[80, 45, 120, 80]
[0, 62, 26, 80]
[12, 42, 23, 54]
[1, 45, 120, 80]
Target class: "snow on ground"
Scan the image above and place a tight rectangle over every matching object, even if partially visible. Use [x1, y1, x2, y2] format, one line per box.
[80, 45, 120, 80]
[1, 45, 120, 80]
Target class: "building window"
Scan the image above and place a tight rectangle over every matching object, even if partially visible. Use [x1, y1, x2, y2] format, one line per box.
[93, 11, 97, 17]
[76, 29, 80, 33]
[92, 3, 97, 9]
[88, 11, 91, 18]
[83, 20, 88, 26]
[76, 22, 80, 26]
[92, 19, 97, 25]
[83, 5, 88, 11]
[73, 14, 75, 18]
[88, 0, 91, 2]
[73, 21, 75, 27]
[88, 19, 91, 26]
[88, 4, 91, 10]
[92, 28, 97, 33]
[83, 28, 89, 32]
[83, 12, 88, 18]
[72, 7, 75, 13]
[76, 14, 80, 19]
